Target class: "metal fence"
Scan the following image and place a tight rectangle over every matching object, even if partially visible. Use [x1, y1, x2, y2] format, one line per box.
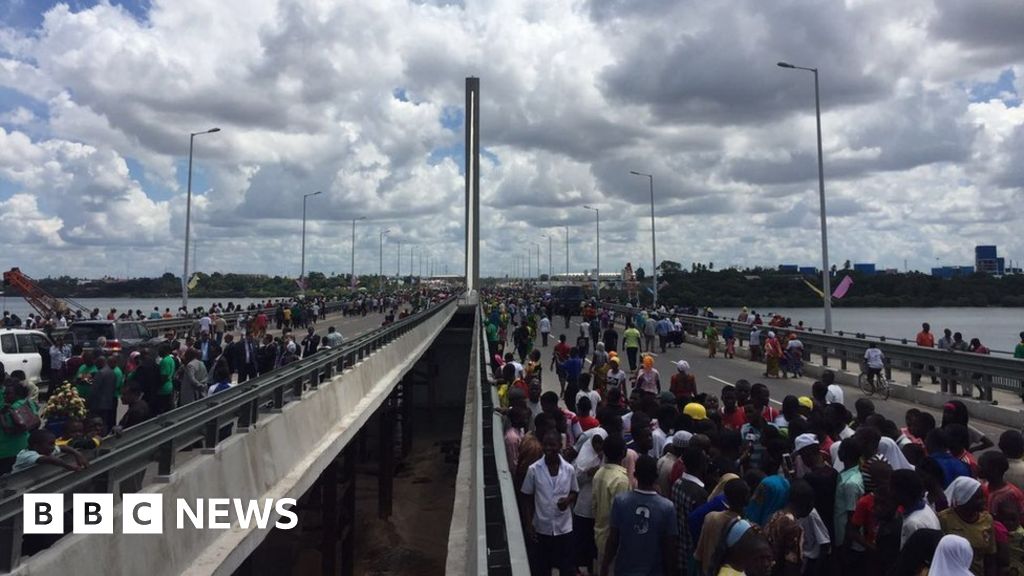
[601, 302, 1024, 397]
[472, 306, 528, 575]
[0, 296, 456, 571]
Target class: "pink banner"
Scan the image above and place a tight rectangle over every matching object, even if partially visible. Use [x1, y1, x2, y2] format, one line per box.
[832, 275, 853, 299]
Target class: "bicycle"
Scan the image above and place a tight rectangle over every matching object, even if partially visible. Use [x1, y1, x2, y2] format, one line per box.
[858, 364, 891, 400]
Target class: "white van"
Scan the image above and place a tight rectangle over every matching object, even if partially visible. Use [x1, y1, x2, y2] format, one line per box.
[0, 328, 52, 384]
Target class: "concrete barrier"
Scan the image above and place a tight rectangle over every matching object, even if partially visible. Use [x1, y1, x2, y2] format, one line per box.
[14, 302, 458, 576]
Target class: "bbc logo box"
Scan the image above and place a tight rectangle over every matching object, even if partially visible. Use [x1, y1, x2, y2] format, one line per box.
[24, 494, 162, 534]
[23, 494, 297, 534]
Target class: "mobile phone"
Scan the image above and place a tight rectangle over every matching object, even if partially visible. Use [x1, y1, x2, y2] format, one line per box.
[782, 452, 794, 473]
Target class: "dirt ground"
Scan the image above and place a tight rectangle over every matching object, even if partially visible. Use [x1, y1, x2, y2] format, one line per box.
[350, 410, 462, 575]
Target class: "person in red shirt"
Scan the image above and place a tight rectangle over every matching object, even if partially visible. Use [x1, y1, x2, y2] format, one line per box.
[670, 360, 697, 403]
[850, 461, 899, 572]
[750, 383, 779, 423]
[576, 396, 600, 431]
[980, 450, 1024, 515]
[720, 385, 746, 430]
[913, 322, 937, 386]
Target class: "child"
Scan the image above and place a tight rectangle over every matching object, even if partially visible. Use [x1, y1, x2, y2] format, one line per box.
[576, 397, 599, 431]
[993, 498, 1024, 576]
[13, 429, 88, 473]
[56, 419, 100, 451]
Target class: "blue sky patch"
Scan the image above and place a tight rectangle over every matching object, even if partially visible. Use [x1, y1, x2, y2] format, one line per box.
[440, 105, 463, 131]
[1, 0, 150, 30]
[967, 68, 1020, 106]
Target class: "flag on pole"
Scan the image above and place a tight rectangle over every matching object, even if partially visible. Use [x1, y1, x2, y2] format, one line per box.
[295, 278, 306, 291]
[187, 274, 200, 290]
[832, 275, 854, 299]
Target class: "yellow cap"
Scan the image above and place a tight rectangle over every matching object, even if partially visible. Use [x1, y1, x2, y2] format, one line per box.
[683, 402, 707, 421]
[798, 396, 813, 410]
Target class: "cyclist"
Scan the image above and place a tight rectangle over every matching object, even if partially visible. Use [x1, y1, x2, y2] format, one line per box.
[864, 341, 885, 392]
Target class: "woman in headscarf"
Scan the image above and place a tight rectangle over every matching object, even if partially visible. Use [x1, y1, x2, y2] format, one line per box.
[939, 476, 997, 575]
[590, 341, 609, 394]
[572, 428, 607, 574]
[877, 436, 915, 471]
[745, 455, 791, 526]
[928, 534, 975, 576]
[886, 528, 943, 576]
[708, 519, 775, 576]
[634, 354, 660, 397]
[763, 332, 783, 379]
[942, 400, 994, 453]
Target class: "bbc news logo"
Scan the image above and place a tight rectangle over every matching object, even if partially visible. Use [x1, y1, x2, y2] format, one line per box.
[23, 494, 298, 534]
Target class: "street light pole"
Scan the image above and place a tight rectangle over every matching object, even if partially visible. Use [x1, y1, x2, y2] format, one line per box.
[630, 171, 658, 308]
[778, 61, 832, 333]
[300, 190, 322, 293]
[396, 240, 402, 276]
[350, 216, 365, 289]
[379, 228, 390, 279]
[182, 127, 220, 312]
[583, 205, 600, 297]
[565, 225, 570, 280]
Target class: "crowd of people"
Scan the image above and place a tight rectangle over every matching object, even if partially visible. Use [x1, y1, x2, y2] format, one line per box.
[0, 289, 441, 477]
[0, 294, 401, 332]
[485, 289, 1024, 576]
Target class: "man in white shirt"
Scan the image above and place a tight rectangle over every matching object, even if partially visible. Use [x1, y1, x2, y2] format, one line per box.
[892, 469, 940, 548]
[521, 430, 579, 575]
[864, 342, 885, 390]
[539, 315, 551, 347]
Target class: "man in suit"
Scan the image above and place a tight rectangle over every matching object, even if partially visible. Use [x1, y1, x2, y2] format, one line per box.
[301, 327, 321, 358]
[228, 332, 259, 383]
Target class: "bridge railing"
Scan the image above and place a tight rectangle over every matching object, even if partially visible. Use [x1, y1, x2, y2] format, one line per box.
[601, 303, 1024, 397]
[470, 305, 528, 575]
[0, 296, 456, 571]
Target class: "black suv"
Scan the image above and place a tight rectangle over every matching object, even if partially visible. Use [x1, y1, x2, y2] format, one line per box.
[551, 285, 586, 316]
[67, 321, 164, 355]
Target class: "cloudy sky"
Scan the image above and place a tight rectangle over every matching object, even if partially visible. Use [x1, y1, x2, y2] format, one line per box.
[0, 0, 1022, 280]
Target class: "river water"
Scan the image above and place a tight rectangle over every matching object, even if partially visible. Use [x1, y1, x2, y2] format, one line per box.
[0, 296, 284, 319]
[714, 307, 1024, 355]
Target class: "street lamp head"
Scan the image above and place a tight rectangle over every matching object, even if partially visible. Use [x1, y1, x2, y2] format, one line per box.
[206, 127, 221, 133]
[777, 62, 795, 68]
[313, 190, 322, 196]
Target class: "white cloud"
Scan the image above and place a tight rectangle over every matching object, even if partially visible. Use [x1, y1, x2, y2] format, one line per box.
[0, 0, 1019, 279]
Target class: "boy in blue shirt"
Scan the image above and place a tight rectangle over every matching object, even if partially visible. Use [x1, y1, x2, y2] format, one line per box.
[602, 454, 678, 576]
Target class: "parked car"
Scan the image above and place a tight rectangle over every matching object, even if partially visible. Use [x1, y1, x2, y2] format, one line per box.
[0, 328, 53, 384]
[66, 320, 164, 355]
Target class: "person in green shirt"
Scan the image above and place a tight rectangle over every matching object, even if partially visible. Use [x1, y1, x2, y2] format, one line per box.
[705, 324, 719, 358]
[74, 350, 98, 399]
[1015, 331, 1024, 359]
[111, 353, 125, 400]
[157, 344, 177, 415]
[622, 324, 642, 372]
[0, 382, 39, 474]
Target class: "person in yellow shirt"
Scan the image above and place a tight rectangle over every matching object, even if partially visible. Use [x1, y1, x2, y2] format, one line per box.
[592, 434, 630, 569]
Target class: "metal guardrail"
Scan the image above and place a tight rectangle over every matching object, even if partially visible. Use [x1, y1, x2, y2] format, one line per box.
[473, 306, 528, 576]
[600, 302, 1024, 397]
[0, 296, 456, 571]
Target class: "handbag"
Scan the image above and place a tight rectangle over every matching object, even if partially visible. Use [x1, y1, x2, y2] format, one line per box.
[2, 403, 41, 434]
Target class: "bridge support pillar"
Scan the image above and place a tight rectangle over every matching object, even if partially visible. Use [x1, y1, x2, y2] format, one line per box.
[378, 391, 395, 520]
